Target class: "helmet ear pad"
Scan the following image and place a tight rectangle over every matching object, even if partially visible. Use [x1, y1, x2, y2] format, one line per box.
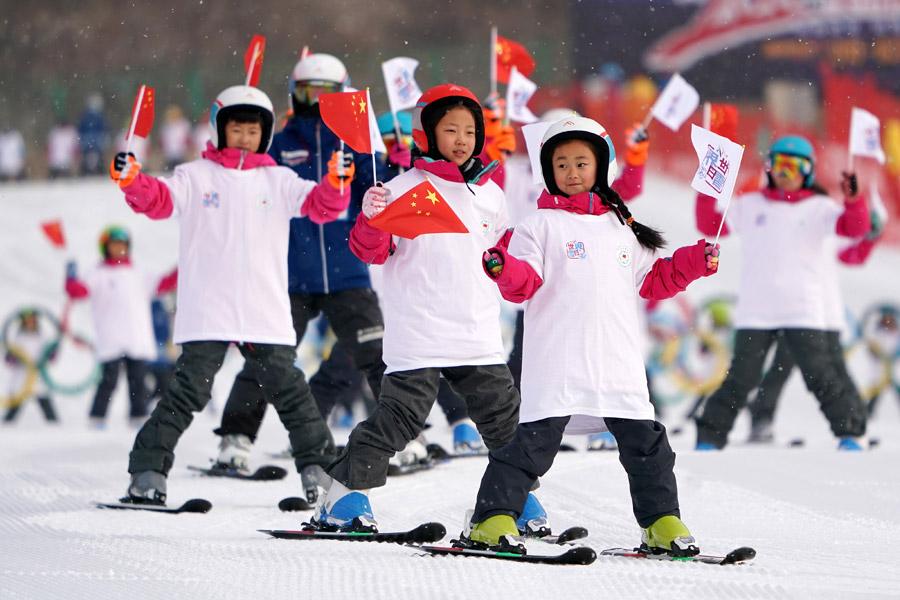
[418, 97, 485, 159]
[539, 132, 611, 197]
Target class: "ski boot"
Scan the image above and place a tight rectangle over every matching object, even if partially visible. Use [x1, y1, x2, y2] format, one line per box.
[587, 431, 618, 451]
[452, 419, 486, 455]
[457, 511, 525, 554]
[388, 435, 432, 474]
[122, 470, 167, 506]
[517, 492, 551, 538]
[838, 436, 864, 451]
[747, 420, 774, 444]
[214, 433, 252, 474]
[300, 464, 330, 505]
[640, 515, 699, 557]
[309, 480, 377, 532]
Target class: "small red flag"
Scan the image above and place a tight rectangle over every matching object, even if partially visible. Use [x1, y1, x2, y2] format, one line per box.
[319, 90, 374, 154]
[709, 103, 739, 141]
[368, 179, 468, 239]
[128, 85, 155, 139]
[496, 35, 536, 85]
[244, 34, 266, 87]
[40, 220, 66, 248]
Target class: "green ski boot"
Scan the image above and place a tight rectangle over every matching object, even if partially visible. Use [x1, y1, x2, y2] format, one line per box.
[641, 515, 699, 557]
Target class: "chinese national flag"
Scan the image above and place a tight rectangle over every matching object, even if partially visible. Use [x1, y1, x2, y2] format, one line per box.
[319, 90, 374, 154]
[40, 220, 66, 248]
[128, 85, 155, 139]
[368, 180, 468, 239]
[709, 103, 739, 141]
[244, 34, 266, 87]
[496, 35, 536, 85]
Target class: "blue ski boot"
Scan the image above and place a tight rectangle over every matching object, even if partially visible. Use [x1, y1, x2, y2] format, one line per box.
[516, 492, 551, 537]
[837, 437, 864, 451]
[452, 419, 486, 455]
[587, 431, 618, 451]
[311, 480, 377, 532]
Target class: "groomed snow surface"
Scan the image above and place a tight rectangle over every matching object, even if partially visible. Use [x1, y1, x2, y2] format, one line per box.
[2, 176, 899, 599]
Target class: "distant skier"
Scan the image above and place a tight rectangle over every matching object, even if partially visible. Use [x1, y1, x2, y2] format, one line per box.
[3, 309, 58, 424]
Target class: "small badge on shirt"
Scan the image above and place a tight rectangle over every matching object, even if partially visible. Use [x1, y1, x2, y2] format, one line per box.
[566, 241, 587, 259]
[616, 245, 632, 267]
[480, 219, 493, 235]
[202, 191, 220, 208]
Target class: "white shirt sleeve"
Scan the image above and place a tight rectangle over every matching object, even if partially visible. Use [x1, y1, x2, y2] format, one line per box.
[507, 219, 545, 279]
[281, 169, 319, 218]
[632, 241, 661, 289]
[813, 196, 844, 236]
[159, 165, 194, 218]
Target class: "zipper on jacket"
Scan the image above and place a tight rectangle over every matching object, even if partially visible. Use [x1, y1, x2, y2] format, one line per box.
[238, 149, 246, 170]
[315, 122, 330, 293]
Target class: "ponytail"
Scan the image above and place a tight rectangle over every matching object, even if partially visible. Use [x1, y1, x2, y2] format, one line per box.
[596, 185, 666, 250]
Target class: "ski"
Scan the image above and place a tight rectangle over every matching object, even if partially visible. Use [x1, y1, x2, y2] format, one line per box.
[258, 522, 446, 544]
[599, 546, 756, 565]
[278, 496, 314, 512]
[414, 544, 596, 565]
[188, 464, 287, 481]
[95, 498, 212, 514]
[387, 459, 436, 476]
[541, 526, 589, 545]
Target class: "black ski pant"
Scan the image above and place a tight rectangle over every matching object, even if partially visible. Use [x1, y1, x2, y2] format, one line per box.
[507, 310, 525, 390]
[328, 364, 520, 489]
[472, 417, 679, 528]
[89, 357, 149, 419]
[129, 341, 334, 476]
[215, 288, 386, 441]
[4, 395, 58, 422]
[697, 329, 866, 448]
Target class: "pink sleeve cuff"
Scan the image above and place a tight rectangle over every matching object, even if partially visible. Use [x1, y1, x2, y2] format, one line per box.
[835, 197, 870, 238]
[156, 268, 178, 295]
[301, 181, 352, 224]
[639, 240, 712, 300]
[611, 164, 644, 202]
[65, 278, 89, 299]
[486, 245, 543, 303]
[121, 173, 174, 220]
[349, 213, 393, 265]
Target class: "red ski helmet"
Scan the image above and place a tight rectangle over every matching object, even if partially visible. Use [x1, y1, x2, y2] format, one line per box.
[412, 84, 485, 158]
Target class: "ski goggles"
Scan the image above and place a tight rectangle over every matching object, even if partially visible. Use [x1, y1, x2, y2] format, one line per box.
[769, 153, 812, 179]
[292, 81, 341, 105]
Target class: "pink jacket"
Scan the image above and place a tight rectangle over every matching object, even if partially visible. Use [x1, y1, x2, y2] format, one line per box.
[696, 187, 870, 238]
[486, 189, 715, 303]
[121, 142, 349, 224]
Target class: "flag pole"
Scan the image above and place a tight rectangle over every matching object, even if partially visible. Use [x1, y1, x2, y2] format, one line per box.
[367, 88, 377, 186]
[339, 140, 345, 196]
[245, 44, 260, 86]
[490, 26, 498, 98]
[713, 195, 732, 246]
[119, 85, 145, 181]
[702, 102, 711, 129]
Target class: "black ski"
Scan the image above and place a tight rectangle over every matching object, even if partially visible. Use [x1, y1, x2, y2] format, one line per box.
[278, 496, 314, 512]
[188, 464, 287, 481]
[95, 498, 212, 514]
[258, 522, 446, 544]
[600, 546, 756, 565]
[414, 544, 596, 565]
[542, 526, 589, 545]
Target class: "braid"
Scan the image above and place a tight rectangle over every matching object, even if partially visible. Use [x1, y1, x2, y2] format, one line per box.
[597, 185, 666, 250]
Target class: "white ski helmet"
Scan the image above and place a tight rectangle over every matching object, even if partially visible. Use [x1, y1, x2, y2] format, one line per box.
[540, 108, 579, 123]
[291, 53, 349, 88]
[208, 85, 275, 153]
[539, 116, 618, 193]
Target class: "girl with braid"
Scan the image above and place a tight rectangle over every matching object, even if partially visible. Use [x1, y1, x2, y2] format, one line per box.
[460, 117, 720, 556]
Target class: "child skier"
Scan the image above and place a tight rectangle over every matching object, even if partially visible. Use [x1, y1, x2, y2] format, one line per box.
[109, 84, 349, 505]
[312, 84, 524, 532]
[462, 116, 719, 556]
[65, 226, 176, 428]
[694, 135, 870, 451]
[3, 309, 58, 424]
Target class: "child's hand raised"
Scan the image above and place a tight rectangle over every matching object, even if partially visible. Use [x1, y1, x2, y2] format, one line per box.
[624, 124, 650, 167]
[326, 151, 356, 189]
[705, 242, 720, 273]
[362, 185, 390, 219]
[109, 152, 142, 189]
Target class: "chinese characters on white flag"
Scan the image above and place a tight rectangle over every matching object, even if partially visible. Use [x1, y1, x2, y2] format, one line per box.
[849, 107, 885, 164]
[505, 66, 538, 124]
[381, 57, 423, 114]
[690, 124, 744, 203]
[650, 73, 700, 131]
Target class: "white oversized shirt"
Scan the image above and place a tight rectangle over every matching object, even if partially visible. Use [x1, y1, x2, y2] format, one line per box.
[724, 192, 846, 330]
[83, 263, 158, 362]
[510, 209, 659, 433]
[378, 168, 509, 373]
[158, 159, 317, 345]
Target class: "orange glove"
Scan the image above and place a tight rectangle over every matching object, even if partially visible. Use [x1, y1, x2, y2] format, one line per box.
[109, 152, 142, 189]
[484, 126, 516, 163]
[326, 150, 356, 189]
[624, 124, 650, 167]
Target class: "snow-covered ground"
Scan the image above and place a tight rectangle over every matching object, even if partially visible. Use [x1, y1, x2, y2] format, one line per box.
[1, 175, 899, 599]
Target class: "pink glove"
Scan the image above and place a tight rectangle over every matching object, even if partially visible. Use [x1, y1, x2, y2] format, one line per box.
[388, 140, 412, 169]
[362, 185, 390, 219]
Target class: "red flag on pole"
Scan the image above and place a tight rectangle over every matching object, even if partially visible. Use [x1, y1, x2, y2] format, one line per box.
[319, 90, 374, 154]
[368, 179, 468, 239]
[495, 35, 535, 85]
[40, 220, 66, 249]
[709, 103, 739, 141]
[127, 85, 155, 140]
[244, 34, 266, 87]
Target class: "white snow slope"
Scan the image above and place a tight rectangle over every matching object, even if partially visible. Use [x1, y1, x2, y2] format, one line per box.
[1, 175, 899, 600]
